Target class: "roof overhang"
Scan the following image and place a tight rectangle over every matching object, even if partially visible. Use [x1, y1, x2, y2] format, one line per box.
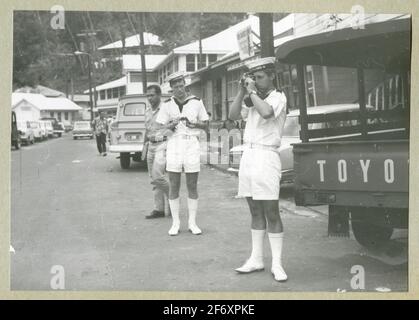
[276, 17, 411, 72]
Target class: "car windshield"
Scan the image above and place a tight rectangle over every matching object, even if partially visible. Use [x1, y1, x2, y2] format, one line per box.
[74, 122, 90, 129]
[123, 103, 146, 116]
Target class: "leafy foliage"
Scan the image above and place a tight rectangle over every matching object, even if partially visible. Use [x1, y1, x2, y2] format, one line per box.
[13, 11, 248, 94]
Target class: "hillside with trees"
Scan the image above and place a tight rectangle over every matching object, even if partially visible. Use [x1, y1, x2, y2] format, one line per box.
[13, 11, 252, 94]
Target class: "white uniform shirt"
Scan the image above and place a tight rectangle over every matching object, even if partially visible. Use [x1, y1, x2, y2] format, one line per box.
[241, 90, 287, 147]
[156, 95, 209, 137]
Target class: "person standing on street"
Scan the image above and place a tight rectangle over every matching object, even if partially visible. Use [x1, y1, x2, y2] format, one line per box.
[228, 57, 288, 282]
[156, 72, 209, 236]
[92, 111, 108, 156]
[143, 84, 171, 219]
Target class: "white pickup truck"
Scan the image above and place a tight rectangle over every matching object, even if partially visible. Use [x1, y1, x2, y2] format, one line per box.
[109, 94, 169, 169]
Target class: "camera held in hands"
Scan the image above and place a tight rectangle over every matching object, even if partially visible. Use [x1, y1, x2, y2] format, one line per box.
[240, 72, 256, 88]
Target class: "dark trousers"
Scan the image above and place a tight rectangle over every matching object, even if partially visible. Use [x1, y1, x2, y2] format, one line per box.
[95, 133, 107, 153]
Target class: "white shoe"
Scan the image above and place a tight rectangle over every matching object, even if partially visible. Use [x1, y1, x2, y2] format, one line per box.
[188, 223, 202, 235]
[235, 260, 264, 274]
[168, 224, 180, 236]
[271, 265, 288, 282]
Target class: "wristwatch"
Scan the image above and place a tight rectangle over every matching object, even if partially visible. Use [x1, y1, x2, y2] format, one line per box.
[249, 90, 257, 97]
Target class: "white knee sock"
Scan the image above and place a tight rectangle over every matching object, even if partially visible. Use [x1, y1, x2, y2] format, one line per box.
[168, 198, 180, 235]
[249, 229, 265, 264]
[187, 198, 201, 234]
[268, 232, 284, 268]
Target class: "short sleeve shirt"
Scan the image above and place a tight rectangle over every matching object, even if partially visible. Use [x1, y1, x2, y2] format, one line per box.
[145, 103, 165, 139]
[156, 95, 209, 137]
[241, 90, 287, 147]
[93, 117, 108, 135]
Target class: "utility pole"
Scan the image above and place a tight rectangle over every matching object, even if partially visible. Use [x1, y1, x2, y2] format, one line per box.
[86, 54, 94, 121]
[198, 12, 203, 69]
[259, 13, 274, 57]
[138, 13, 148, 93]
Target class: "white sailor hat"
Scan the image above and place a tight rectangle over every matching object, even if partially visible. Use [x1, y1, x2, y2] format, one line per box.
[245, 56, 276, 73]
[167, 71, 186, 84]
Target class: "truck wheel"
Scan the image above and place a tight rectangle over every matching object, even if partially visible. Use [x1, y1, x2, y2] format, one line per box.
[58, 133, 62, 137]
[351, 211, 393, 249]
[120, 153, 131, 169]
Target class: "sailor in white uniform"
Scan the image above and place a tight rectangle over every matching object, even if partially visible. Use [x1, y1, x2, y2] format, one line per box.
[156, 72, 209, 236]
[228, 57, 288, 282]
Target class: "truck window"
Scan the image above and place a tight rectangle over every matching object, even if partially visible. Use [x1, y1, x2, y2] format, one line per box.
[123, 102, 146, 116]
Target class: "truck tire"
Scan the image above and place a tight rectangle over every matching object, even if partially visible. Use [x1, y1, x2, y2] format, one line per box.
[351, 210, 393, 249]
[58, 133, 62, 137]
[120, 153, 131, 169]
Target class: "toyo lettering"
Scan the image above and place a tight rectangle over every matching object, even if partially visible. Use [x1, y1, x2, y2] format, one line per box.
[317, 159, 396, 184]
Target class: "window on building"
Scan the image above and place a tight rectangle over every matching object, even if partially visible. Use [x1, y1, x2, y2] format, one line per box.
[50, 112, 54, 118]
[112, 87, 119, 99]
[186, 54, 195, 72]
[168, 61, 173, 75]
[227, 70, 242, 102]
[106, 89, 112, 99]
[198, 54, 206, 69]
[57, 112, 62, 121]
[208, 54, 217, 64]
[100, 90, 106, 100]
[174, 56, 179, 72]
[130, 72, 157, 83]
[163, 66, 167, 79]
[119, 86, 126, 97]
[64, 112, 68, 120]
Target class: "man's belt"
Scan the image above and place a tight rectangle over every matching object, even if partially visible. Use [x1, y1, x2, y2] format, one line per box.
[174, 134, 198, 140]
[245, 143, 280, 152]
[149, 136, 167, 143]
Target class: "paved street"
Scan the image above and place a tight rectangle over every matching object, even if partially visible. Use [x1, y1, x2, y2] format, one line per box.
[11, 134, 408, 292]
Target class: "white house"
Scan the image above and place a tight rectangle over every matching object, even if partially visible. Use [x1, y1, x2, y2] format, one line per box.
[12, 93, 82, 125]
[122, 54, 167, 94]
[85, 54, 167, 115]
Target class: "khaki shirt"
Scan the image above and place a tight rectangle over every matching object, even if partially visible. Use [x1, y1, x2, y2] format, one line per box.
[145, 103, 166, 142]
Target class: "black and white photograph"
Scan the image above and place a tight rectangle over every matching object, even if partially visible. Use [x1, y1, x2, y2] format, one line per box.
[10, 8, 411, 292]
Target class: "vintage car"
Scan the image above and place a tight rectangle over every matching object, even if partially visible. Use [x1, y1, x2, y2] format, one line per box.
[11, 111, 21, 149]
[38, 121, 48, 140]
[41, 120, 54, 138]
[17, 121, 35, 145]
[109, 94, 169, 169]
[40, 117, 64, 137]
[229, 104, 372, 183]
[72, 121, 94, 139]
[29, 121, 43, 142]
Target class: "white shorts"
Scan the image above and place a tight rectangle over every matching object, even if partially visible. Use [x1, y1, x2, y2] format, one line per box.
[238, 148, 281, 200]
[166, 135, 201, 173]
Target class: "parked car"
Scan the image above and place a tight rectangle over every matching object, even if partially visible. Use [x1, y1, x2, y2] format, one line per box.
[72, 121, 94, 139]
[29, 121, 43, 142]
[42, 120, 54, 138]
[11, 111, 21, 149]
[39, 121, 48, 140]
[229, 104, 372, 183]
[40, 117, 64, 137]
[17, 121, 35, 145]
